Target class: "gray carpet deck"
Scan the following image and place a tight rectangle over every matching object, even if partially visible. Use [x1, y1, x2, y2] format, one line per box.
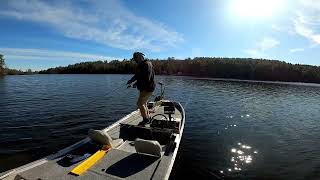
[15, 149, 162, 180]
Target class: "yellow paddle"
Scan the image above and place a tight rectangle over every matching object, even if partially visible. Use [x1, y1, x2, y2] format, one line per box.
[70, 145, 111, 176]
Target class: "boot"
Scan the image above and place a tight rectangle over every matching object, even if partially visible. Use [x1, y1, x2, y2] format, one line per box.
[138, 117, 150, 126]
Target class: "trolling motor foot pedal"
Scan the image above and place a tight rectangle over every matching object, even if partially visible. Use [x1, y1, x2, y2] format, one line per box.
[162, 101, 175, 121]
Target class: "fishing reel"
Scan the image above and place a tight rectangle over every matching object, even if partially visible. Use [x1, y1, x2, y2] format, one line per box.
[127, 83, 137, 89]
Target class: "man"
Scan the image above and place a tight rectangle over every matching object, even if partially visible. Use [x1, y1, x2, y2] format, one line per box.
[127, 52, 155, 125]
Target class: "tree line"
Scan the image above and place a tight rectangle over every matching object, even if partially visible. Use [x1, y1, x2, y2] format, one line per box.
[0, 54, 36, 75]
[39, 57, 320, 83]
[2, 52, 320, 83]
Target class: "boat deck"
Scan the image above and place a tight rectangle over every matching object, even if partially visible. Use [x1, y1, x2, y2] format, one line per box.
[3, 102, 184, 180]
[16, 149, 162, 180]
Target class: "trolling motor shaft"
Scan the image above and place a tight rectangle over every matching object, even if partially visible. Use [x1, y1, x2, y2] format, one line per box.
[154, 82, 165, 102]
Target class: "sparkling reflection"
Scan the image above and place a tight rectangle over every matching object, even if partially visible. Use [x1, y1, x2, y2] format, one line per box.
[225, 124, 237, 130]
[240, 114, 251, 118]
[221, 142, 258, 174]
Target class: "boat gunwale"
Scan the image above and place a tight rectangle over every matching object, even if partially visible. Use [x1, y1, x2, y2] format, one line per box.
[162, 102, 185, 180]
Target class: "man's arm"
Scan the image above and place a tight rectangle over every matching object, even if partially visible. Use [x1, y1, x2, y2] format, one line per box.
[127, 74, 137, 84]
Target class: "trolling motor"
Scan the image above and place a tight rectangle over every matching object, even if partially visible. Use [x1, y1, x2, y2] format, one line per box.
[153, 82, 175, 121]
[154, 82, 165, 102]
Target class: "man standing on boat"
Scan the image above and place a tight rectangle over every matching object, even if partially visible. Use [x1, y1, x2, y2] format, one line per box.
[127, 52, 155, 125]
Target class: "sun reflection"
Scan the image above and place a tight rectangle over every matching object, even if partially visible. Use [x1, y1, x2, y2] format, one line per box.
[237, 150, 244, 155]
[221, 142, 258, 174]
[240, 114, 251, 118]
[225, 124, 237, 130]
[242, 145, 251, 149]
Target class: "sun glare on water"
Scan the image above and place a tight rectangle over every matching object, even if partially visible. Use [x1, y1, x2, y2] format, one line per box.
[230, 0, 287, 20]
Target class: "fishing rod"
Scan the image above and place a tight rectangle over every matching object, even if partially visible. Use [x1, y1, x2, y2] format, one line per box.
[127, 81, 165, 101]
[76, 83, 127, 110]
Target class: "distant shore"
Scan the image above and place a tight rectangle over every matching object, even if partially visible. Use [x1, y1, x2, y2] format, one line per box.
[38, 57, 320, 84]
[181, 76, 320, 87]
[4, 57, 320, 84]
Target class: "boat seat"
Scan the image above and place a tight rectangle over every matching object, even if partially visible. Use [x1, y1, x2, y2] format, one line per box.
[134, 138, 161, 157]
[88, 129, 123, 148]
[119, 123, 173, 144]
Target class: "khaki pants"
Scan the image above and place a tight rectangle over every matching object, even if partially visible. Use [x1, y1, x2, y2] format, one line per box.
[137, 90, 153, 119]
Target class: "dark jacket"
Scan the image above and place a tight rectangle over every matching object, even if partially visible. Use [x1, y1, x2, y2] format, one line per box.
[130, 60, 155, 92]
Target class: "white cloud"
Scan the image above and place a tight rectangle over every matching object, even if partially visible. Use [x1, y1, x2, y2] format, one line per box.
[292, 0, 320, 44]
[271, 24, 282, 32]
[258, 37, 280, 51]
[0, 0, 183, 52]
[0, 48, 119, 61]
[271, 24, 296, 35]
[289, 48, 305, 53]
[300, 0, 320, 11]
[245, 37, 279, 57]
[245, 49, 265, 57]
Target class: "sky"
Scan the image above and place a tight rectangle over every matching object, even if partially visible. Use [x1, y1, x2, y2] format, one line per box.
[0, 0, 319, 70]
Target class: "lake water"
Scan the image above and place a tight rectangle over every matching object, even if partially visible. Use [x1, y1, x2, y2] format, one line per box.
[1, 74, 320, 179]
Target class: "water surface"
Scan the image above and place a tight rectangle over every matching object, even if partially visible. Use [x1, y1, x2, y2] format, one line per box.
[1, 74, 320, 179]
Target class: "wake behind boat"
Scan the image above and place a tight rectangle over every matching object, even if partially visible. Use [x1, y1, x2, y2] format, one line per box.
[1, 85, 185, 180]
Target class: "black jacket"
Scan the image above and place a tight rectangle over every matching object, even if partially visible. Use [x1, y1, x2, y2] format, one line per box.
[130, 60, 155, 92]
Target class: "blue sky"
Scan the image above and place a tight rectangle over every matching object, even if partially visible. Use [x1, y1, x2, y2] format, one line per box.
[0, 0, 319, 70]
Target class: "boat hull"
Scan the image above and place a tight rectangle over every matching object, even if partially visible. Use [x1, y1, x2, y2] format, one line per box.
[1, 100, 185, 180]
